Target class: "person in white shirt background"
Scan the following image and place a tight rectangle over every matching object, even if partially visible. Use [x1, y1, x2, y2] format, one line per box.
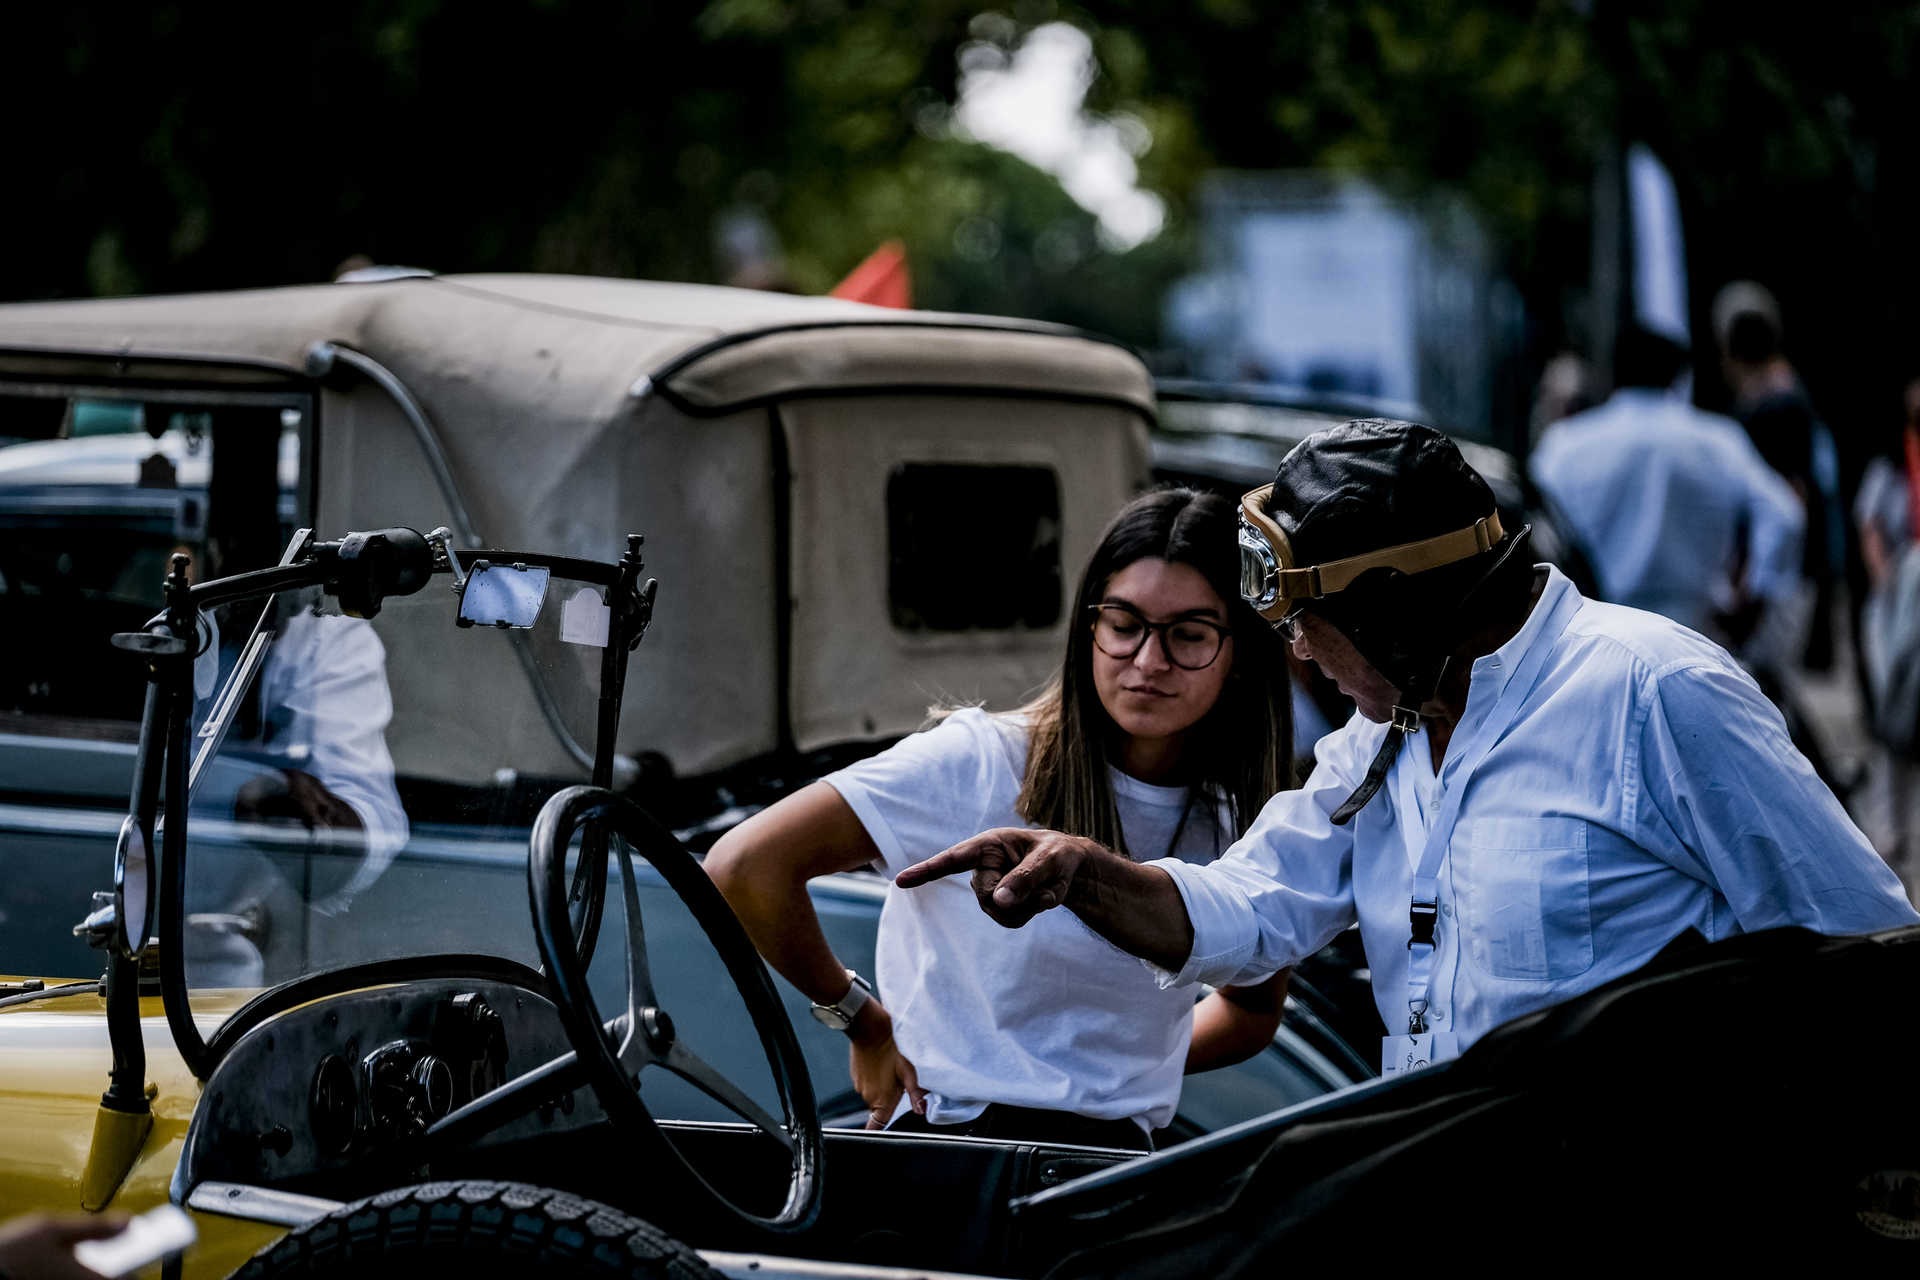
[902, 421, 1917, 1077]
[1529, 323, 1805, 657]
[705, 488, 1295, 1149]
[186, 590, 410, 987]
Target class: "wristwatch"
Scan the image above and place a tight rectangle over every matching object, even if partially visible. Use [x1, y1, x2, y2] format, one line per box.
[809, 969, 873, 1032]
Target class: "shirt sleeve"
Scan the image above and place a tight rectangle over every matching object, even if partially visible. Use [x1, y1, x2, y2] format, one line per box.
[1145, 715, 1369, 989]
[1631, 658, 1918, 934]
[264, 614, 411, 898]
[821, 708, 1012, 876]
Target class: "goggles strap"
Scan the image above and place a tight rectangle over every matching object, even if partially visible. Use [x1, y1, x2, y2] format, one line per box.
[1322, 529, 1530, 825]
[1328, 656, 1448, 826]
[1330, 724, 1405, 826]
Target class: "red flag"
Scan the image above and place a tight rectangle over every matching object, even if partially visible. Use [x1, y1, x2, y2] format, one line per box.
[830, 240, 911, 309]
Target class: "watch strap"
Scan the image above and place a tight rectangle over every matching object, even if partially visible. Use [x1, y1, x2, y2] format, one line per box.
[810, 969, 872, 1031]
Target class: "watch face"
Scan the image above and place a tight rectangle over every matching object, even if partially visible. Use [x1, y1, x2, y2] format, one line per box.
[811, 1004, 850, 1030]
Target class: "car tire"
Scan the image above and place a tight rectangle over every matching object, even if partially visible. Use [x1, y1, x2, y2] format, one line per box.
[231, 1179, 722, 1279]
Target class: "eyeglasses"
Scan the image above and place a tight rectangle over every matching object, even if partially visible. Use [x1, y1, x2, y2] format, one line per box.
[1088, 604, 1231, 671]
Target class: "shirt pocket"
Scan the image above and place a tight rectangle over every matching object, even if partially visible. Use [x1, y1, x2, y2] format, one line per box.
[1453, 816, 1593, 983]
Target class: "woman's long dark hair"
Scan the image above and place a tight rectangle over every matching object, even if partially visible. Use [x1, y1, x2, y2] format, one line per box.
[1016, 487, 1293, 855]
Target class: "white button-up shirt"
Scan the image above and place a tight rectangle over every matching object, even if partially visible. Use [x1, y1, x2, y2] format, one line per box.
[1530, 388, 1805, 633]
[1151, 567, 1917, 1055]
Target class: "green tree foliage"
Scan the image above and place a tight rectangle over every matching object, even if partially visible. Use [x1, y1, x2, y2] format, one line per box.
[5, 1, 1917, 435]
[1060, 0, 1919, 435]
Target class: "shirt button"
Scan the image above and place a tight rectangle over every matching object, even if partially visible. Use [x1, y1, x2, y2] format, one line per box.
[1441, 903, 1453, 917]
[1433, 1008, 1445, 1022]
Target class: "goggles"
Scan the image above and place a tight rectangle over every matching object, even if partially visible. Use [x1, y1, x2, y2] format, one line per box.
[1236, 483, 1505, 623]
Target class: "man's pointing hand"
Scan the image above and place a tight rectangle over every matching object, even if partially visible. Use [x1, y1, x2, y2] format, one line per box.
[896, 827, 1095, 929]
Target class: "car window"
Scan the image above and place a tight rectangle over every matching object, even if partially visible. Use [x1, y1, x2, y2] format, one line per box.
[0, 389, 306, 784]
[887, 462, 1062, 631]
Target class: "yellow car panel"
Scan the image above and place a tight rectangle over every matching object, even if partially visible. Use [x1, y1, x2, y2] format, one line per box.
[0, 980, 283, 1278]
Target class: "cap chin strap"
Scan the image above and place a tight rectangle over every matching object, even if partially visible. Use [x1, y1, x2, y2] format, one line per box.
[1329, 663, 1445, 826]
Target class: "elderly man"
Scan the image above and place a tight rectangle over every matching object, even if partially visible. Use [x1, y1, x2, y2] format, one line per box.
[901, 420, 1917, 1075]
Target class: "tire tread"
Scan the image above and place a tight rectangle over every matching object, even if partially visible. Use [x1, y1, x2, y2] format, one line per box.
[231, 1179, 721, 1279]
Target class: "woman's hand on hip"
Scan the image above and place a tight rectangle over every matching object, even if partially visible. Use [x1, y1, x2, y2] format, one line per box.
[848, 1002, 924, 1129]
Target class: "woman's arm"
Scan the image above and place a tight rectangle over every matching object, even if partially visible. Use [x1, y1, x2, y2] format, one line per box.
[704, 781, 883, 1002]
[1185, 970, 1289, 1073]
[704, 781, 924, 1123]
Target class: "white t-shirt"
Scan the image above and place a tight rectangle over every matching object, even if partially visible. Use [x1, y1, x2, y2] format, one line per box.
[823, 707, 1232, 1131]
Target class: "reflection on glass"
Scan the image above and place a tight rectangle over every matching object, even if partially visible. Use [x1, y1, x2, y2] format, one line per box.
[179, 579, 601, 999]
[186, 589, 409, 986]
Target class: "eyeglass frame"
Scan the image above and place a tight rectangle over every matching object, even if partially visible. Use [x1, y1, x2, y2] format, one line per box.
[1085, 602, 1232, 671]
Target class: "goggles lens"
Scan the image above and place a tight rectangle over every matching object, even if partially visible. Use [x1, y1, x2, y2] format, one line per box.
[1237, 514, 1281, 613]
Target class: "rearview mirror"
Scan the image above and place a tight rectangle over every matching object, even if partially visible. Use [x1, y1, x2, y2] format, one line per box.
[458, 561, 551, 629]
[112, 815, 152, 960]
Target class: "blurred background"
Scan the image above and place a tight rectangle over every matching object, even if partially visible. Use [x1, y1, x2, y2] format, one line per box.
[5, 0, 1915, 450]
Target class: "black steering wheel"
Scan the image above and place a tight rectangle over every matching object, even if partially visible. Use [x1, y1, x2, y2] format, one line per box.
[528, 785, 823, 1234]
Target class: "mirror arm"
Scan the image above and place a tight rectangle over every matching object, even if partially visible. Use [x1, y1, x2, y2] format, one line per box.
[156, 668, 215, 1081]
[99, 954, 150, 1115]
[156, 553, 214, 1078]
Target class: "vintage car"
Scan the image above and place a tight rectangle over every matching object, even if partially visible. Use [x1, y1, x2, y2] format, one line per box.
[0, 275, 1157, 835]
[2, 517, 1916, 1279]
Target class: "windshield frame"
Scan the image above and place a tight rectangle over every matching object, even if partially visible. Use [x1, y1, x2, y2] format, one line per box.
[130, 530, 651, 1079]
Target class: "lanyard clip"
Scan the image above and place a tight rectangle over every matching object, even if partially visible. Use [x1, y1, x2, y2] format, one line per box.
[1408, 898, 1438, 949]
[1408, 999, 1429, 1035]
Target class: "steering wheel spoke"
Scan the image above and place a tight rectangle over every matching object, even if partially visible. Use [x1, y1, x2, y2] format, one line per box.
[612, 835, 662, 1011]
[602, 1011, 652, 1078]
[423, 1048, 584, 1152]
[658, 1037, 793, 1150]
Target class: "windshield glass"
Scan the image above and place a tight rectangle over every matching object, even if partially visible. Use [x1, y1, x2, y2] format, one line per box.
[181, 575, 591, 989]
[175, 565, 786, 1122]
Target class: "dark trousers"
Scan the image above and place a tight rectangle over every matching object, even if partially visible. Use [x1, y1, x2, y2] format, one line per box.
[887, 1103, 1152, 1152]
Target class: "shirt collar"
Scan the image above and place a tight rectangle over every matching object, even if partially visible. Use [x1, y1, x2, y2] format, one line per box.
[1608, 385, 1685, 408]
[1466, 565, 1581, 701]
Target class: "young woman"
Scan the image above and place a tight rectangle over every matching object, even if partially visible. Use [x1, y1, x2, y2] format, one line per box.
[705, 488, 1293, 1149]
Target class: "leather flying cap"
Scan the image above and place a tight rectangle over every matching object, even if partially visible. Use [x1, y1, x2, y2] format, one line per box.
[1265, 419, 1498, 568]
[1258, 419, 1516, 825]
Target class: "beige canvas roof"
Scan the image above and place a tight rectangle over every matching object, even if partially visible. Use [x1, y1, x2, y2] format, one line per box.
[0, 274, 1154, 414]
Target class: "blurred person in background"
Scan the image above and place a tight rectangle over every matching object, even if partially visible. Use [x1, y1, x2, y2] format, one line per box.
[1713, 281, 1848, 672]
[1529, 325, 1804, 652]
[1853, 376, 1920, 887]
[1527, 350, 1601, 450]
